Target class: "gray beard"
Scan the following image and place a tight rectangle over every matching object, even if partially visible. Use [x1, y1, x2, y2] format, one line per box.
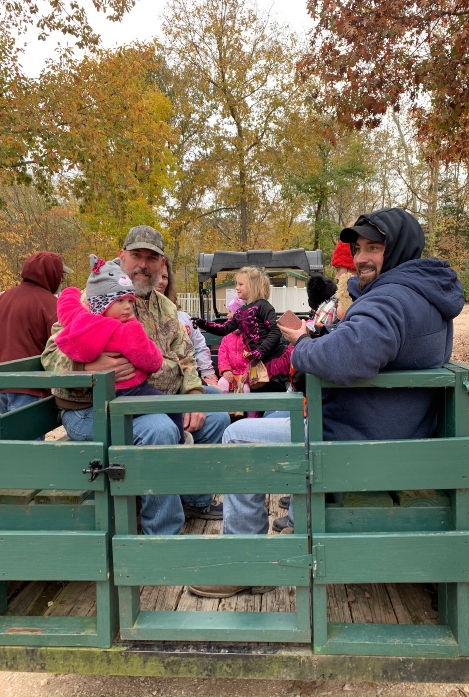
[120, 262, 158, 297]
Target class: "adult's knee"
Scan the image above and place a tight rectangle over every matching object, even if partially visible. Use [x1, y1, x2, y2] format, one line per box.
[133, 413, 180, 446]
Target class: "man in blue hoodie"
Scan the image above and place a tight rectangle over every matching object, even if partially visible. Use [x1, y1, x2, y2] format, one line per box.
[189, 207, 465, 599]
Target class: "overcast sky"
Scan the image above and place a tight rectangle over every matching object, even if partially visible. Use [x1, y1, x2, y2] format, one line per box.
[19, 0, 313, 77]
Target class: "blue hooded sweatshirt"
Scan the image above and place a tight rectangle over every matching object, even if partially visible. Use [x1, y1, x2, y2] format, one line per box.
[292, 208, 464, 441]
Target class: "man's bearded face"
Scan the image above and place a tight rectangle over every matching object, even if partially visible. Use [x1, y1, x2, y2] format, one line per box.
[119, 249, 162, 297]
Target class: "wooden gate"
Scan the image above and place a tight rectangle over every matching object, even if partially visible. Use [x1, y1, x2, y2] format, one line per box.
[307, 364, 469, 657]
[0, 357, 117, 648]
[108, 391, 312, 643]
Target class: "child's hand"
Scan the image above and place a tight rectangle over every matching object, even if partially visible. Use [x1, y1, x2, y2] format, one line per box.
[223, 370, 234, 383]
[242, 350, 251, 359]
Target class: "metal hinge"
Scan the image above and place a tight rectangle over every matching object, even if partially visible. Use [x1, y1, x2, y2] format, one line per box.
[310, 448, 322, 484]
[82, 459, 125, 482]
[312, 544, 325, 578]
[278, 554, 313, 569]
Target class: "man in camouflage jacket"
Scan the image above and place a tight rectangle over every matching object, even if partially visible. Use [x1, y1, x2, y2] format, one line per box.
[42, 226, 229, 535]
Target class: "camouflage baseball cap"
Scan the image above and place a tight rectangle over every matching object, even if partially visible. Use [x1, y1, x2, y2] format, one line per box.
[123, 225, 165, 255]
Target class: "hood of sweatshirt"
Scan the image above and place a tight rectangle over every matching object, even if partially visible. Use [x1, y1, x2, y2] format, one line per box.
[21, 252, 64, 293]
[352, 207, 425, 273]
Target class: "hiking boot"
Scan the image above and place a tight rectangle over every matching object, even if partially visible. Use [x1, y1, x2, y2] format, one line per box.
[184, 501, 223, 520]
[280, 526, 294, 534]
[189, 585, 275, 598]
[273, 515, 293, 532]
[279, 495, 291, 510]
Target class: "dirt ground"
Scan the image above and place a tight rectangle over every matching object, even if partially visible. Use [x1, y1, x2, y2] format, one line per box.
[2, 306, 469, 696]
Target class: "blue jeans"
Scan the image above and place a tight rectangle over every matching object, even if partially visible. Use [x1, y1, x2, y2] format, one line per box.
[62, 406, 229, 535]
[221, 412, 294, 534]
[0, 393, 45, 440]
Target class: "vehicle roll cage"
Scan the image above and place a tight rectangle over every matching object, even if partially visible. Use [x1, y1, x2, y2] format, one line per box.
[197, 248, 324, 318]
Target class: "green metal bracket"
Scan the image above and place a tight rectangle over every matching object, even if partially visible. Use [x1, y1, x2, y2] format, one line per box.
[310, 448, 322, 484]
[463, 379, 469, 392]
[312, 544, 325, 579]
[278, 554, 313, 569]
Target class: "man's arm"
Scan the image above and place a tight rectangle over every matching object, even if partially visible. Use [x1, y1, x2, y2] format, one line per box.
[42, 323, 135, 382]
[292, 294, 404, 386]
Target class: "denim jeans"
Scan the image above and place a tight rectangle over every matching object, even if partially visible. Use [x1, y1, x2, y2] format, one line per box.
[62, 406, 229, 535]
[0, 392, 45, 440]
[221, 411, 294, 534]
[0, 392, 41, 413]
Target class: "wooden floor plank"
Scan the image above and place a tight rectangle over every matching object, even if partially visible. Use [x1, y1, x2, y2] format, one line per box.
[327, 584, 353, 623]
[6, 581, 66, 616]
[394, 583, 439, 625]
[386, 582, 414, 624]
[44, 581, 96, 617]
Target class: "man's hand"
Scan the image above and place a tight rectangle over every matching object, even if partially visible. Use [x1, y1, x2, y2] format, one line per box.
[279, 320, 309, 345]
[203, 373, 219, 386]
[84, 352, 135, 382]
[184, 411, 206, 433]
[222, 370, 234, 383]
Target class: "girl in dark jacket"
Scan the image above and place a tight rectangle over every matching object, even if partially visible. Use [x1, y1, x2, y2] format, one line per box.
[195, 266, 292, 389]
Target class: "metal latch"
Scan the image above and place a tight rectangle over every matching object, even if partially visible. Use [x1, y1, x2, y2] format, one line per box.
[82, 459, 125, 482]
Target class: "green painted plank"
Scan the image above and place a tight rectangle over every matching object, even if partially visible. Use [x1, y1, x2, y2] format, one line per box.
[310, 438, 469, 492]
[325, 623, 458, 658]
[110, 392, 304, 416]
[313, 531, 469, 584]
[325, 506, 453, 533]
[91, 372, 115, 449]
[109, 445, 307, 495]
[0, 396, 58, 441]
[0, 442, 106, 491]
[0, 356, 43, 372]
[0, 489, 39, 504]
[0, 373, 95, 389]
[113, 534, 310, 586]
[0, 531, 108, 581]
[319, 368, 456, 389]
[120, 611, 310, 643]
[396, 490, 450, 508]
[0, 501, 96, 531]
[333, 492, 393, 508]
[34, 490, 91, 505]
[0, 616, 98, 647]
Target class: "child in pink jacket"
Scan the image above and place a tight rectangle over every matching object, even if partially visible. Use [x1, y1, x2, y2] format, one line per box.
[56, 255, 185, 442]
[217, 297, 259, 417]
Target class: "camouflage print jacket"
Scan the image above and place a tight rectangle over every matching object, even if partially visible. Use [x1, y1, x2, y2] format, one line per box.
[41, 290, 204, 409]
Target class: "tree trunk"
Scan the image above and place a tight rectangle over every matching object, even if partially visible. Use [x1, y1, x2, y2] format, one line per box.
[427, 157, 439, 256]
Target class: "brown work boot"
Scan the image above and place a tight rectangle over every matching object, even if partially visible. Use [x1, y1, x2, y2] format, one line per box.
[189, 585, 274, 598]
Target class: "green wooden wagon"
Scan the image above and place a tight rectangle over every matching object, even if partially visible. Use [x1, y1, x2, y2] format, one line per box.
[1, 355, 469, 684]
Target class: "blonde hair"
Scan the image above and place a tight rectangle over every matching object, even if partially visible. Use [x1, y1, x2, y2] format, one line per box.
[237, 266, 270, 304]
[337, 272, 354, 317]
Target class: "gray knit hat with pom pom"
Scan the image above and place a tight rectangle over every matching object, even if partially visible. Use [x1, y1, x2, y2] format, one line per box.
[86, 255, 135, 315]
